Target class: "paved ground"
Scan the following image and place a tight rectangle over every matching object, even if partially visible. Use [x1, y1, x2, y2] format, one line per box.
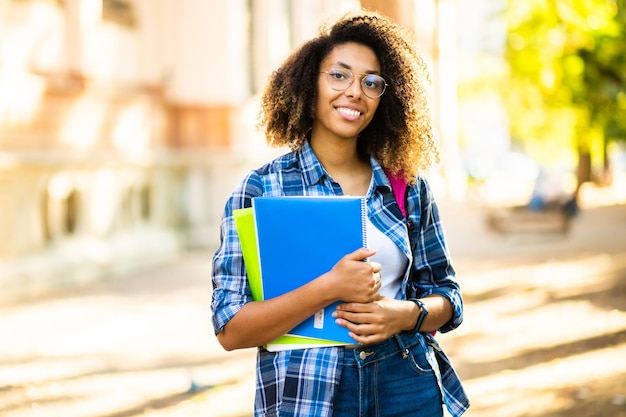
[439, 201, 626, 417]
[1, 198, 625, 417]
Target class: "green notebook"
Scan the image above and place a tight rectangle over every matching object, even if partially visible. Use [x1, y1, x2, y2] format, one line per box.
[233, 208, 263, 301]
[233, 207, 349, 351]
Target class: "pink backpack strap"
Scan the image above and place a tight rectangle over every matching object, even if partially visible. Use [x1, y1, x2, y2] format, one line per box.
[385, 170, 408, 218]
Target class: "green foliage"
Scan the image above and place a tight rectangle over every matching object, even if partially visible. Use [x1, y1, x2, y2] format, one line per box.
[504, 0, 626, 169]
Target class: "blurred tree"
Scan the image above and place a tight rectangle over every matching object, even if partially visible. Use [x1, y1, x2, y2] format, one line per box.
[504, 0, 626, 193]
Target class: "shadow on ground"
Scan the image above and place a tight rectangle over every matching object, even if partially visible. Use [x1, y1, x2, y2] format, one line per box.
[438, 203, 626, 417]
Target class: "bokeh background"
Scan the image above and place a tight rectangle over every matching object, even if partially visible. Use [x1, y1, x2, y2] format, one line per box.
[1, 1, 625, 416]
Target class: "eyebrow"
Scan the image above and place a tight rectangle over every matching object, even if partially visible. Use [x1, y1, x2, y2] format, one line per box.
[335, 61, 381, 75]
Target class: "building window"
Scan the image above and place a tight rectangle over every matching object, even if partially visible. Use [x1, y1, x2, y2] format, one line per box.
[102, 0, 135, 27]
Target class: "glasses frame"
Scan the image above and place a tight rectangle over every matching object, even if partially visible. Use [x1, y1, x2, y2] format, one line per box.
[320, 68, 388, 99]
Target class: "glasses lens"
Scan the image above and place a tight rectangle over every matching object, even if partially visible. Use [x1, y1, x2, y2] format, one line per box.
[362, 75, 386, 98]
[326, 68, 353, 90]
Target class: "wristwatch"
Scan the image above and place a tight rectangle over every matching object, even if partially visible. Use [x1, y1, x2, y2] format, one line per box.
[404, 298, 428, 334]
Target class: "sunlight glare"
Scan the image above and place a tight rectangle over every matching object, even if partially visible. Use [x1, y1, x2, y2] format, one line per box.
[60, 97, 105, 149]
[0, 71, 45, 126]
[111, 104, 151, 155]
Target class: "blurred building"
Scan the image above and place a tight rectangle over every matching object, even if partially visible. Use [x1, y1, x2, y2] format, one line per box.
[0, 0, 456, 300]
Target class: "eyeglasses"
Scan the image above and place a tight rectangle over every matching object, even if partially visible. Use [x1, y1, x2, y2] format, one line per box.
[320, 67, 388, 99]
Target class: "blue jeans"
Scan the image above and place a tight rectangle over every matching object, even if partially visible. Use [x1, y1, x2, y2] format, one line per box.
[332, 333, 443, 417]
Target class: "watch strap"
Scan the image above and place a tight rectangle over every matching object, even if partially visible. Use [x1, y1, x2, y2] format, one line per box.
[404, 298, 428, 334]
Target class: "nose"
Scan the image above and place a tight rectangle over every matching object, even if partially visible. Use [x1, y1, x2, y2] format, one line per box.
[344, 77, 363, 98]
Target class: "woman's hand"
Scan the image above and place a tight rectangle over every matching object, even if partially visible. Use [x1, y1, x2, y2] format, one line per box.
[333, 297, 413, 344]
[334, 295, 453, 345]
[320, 248, 382, 304]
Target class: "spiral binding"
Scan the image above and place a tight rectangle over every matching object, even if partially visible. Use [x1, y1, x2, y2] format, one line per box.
[360, 197, 368, 248]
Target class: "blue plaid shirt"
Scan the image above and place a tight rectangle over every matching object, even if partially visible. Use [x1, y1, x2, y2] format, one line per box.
[212, 141, 469, 416]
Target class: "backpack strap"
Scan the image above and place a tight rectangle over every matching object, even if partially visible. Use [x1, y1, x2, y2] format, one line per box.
[385, 170, 408, 219]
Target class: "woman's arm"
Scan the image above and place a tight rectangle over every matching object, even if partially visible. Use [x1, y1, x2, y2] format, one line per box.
[216, 247, 381, 351]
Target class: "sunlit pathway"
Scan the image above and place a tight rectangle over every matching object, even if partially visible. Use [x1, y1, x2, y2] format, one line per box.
[438, 253, 626, 417]
[1, 202, 625, 417]
[0, 255, 257, 417]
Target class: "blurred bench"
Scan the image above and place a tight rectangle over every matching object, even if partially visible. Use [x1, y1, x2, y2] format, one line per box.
[485, 204, 574, 234]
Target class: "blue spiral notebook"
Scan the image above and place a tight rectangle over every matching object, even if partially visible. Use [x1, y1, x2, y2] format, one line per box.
[253, 196, 367, 344]
[234, 207, 355, 351]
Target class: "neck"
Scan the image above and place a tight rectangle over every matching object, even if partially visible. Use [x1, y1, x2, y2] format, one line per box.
[309, 134, 372, 195]
[310, 134, 361, 175]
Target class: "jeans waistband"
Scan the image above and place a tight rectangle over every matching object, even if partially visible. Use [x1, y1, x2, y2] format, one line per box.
[342, 333, 423, 365]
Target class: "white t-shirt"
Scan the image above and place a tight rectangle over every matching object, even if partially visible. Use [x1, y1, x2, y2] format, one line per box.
[366, 218, 409, 299]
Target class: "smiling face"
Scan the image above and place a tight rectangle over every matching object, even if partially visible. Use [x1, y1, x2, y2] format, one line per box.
[312, 42, 382, 144]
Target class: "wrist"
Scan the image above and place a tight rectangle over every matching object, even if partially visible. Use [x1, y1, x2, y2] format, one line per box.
[403, 298, 428, 334]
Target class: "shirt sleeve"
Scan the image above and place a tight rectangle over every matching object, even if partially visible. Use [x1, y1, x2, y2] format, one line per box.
[211, 171, 263, 334]
[408, 178, 463, 333]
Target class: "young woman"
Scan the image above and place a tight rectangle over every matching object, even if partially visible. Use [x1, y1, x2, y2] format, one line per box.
[211, 10, 469, 417]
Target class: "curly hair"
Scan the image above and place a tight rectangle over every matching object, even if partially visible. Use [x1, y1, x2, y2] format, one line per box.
[258, 10, 439, 181]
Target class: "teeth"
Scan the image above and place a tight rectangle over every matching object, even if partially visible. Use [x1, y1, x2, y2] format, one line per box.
[337, 107, 361, 117]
